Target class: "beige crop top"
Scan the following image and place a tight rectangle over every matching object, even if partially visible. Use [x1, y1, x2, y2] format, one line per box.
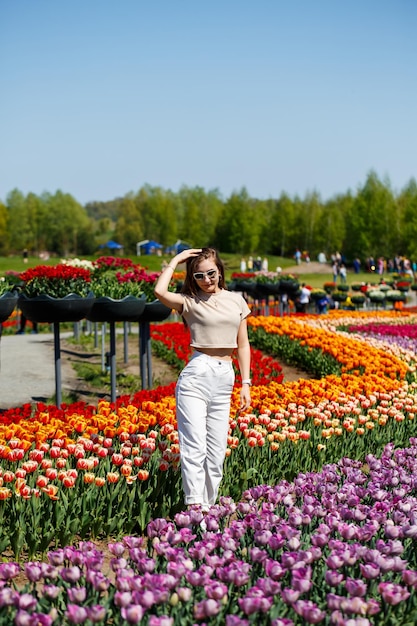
[181, 289, 251, 349]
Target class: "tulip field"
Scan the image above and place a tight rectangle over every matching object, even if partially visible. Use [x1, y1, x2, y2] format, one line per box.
[1, 309, 417, 624]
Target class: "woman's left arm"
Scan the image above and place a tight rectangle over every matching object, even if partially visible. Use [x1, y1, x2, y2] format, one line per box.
[236, 318, 251, 411]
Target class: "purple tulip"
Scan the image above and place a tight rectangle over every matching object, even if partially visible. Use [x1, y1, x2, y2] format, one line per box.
[65, 603, 89, 624]
[86, 569, 111, 592]
[43, 584, 61, 599]
[281, 552, 298, 569]
[293, 599, 326, 623]
[359, 562, 380, 579]
[108, 542, 126, 557]
[384, 523, 402, 539]
[326, 593, 343, 611]
[292, 566, 313, 593]
[345, 577, 367, 597]
[193, 598, 221, 620]
[402, 569, 417, 588]
[311, 533, 329, 548]
[216, 562, 250, 586]
[87, 605, 107, 623]
[40, 563, 59, 579]
[340, 596, 371, 616]
[114, 590, 133, 608]
[123, 536, 144, 549]
[326, 553, 345, 569]
[173, 512, 192, 528]
[68, 586, 87, 603]
[61, 565, 82, 583]
[176, 586, 192, 602]
[204, 581, 228, 600]
[133, 588, 156, 610]
[22, 563, 43, 583]
[17, 593, 37, 612]
[378, 581, 411, 605]
[148, 616, 174, 626]
[226, 615, 250, 625]
[238, 594, 273, 614]
[0, 562, 21, 581]
[47, 549, 65, 566]
[264, 559, 285, 580]
[205, 516, 220, 532]
[256, 577, 281, 595]
[121, 604, 145, 623]
[281, 587, 300, 604]
[402, 524, 417, 538]
[0, 587, 18, 608]
[15, 611, 53, 626]
[325, 570, 344, 586]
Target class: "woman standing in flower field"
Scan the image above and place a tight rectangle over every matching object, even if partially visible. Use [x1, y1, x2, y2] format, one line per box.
[155, 247, 251, 512]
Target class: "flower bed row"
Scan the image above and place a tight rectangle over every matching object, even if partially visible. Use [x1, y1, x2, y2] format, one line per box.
[1, 311, 417, 623]
[1, 441, 417, 624]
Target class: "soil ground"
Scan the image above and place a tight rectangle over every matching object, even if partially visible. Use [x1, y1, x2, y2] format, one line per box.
[282, 261, 333, 275]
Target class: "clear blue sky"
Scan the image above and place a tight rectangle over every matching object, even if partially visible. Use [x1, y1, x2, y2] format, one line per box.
[1, 0, 416, 206]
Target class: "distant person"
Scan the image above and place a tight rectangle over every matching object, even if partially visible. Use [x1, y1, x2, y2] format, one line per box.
[339, 264, 347, 284]
[23, 248, 28, 263]
[294, 249, 302, 265]
[253, 257, 262, 271]
[280, 292, 289, 315]
[240, 257, 247, 272]
[353, 258, 361, 274]
[332, 261, 339, 283]
[261, 257, 268, 272]
[297, 283, 310, 313]
[316, 294, 328, 314]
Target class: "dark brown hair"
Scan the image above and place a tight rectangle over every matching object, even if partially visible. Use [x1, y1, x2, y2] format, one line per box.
[181, 247, 226, 296]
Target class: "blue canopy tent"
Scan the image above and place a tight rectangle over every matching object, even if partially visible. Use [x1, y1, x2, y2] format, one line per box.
[166, 240, 191, 255]
[136, 240, 163, 255]
[99, 240, 123, 251]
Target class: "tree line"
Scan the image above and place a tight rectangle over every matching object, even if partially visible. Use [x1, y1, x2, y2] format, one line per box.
[1, 171, 417, 263]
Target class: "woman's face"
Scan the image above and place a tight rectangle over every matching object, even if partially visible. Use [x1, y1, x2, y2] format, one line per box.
[193, 257, 220, 293]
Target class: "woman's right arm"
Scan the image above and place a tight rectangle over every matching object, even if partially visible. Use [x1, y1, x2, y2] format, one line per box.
[154, 249, 202, 312]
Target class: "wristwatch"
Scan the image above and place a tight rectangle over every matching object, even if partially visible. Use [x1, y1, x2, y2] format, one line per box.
[241, 379, 252, 386]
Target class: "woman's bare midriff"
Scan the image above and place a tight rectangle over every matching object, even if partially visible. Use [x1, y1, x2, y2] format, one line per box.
[193, 347, 233, 361]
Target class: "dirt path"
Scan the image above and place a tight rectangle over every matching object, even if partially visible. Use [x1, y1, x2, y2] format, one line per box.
[283, 261, 332, 275]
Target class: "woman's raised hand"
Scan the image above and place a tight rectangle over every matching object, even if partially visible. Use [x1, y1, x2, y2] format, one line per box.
[176, 248, 202, 264]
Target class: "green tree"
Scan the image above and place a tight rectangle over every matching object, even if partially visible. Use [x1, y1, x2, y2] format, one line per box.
[25, 192, 49, 254]
[349, 171, 397, 260]
[267, 193, 297, 257]
[296, 191, 323, 259]
[134, 186, 178, 247]
[6, 188, 31, 253]
[178, 186, 223, 247]
[214, 188, 261, 254]
[316, 193, 349, 260]
[114, 194, 144, 255]
[253, 198, 274, 256]
[44, 190, 94, 256]
[397, 178, 417, 260]
[0, 201, 9, 255]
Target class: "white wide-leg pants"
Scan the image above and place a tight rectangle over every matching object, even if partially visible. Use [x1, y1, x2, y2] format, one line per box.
[175, 351, 235, 509]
